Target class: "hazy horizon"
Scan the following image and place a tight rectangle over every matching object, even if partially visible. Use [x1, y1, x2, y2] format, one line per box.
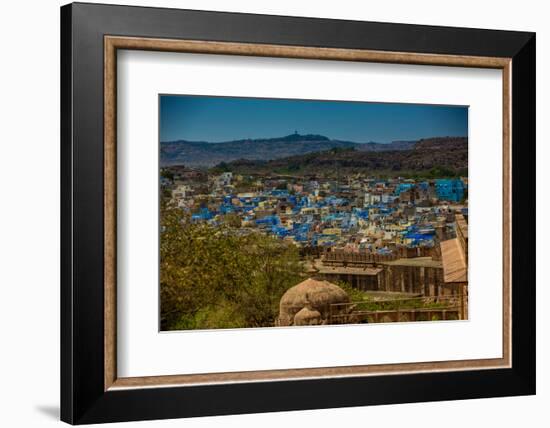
[160, 95, 468, 144]
[161, 131, 467, 144]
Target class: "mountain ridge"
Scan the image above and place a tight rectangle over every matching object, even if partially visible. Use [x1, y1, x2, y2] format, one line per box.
[213, 136, 468, 176]
[160, 133, 423, 167]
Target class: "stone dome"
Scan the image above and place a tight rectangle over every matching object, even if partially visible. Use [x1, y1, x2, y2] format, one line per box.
[278, 278, 350, 326]
[294, 306, 322, 326]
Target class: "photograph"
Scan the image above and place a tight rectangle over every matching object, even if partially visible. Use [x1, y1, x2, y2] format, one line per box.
[159, 95, 469, 331]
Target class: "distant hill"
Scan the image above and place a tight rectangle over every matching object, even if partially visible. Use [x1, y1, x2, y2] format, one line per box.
[215, 137, 468, 177]
[160, 133, 416, 167]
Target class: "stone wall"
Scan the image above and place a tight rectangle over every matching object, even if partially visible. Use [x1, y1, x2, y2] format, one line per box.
[378, 265, 447, 296]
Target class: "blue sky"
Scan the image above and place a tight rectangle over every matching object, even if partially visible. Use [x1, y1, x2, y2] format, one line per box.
[160, 95, 468, 143]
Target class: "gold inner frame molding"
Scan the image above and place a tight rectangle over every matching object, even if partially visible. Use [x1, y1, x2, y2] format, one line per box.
[104, 35, 512, 391]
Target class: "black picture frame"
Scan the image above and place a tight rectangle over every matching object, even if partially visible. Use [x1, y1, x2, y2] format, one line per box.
[61, 2, 535, 424]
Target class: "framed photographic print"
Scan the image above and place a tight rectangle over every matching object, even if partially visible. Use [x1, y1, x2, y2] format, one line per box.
[60, 2, 536, 424]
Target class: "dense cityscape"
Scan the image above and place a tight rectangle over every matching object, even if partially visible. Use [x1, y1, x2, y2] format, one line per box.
[163, 167, 467, 253]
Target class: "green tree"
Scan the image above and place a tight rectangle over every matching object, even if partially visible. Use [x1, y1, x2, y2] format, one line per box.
[222, 213, 242, 228]
[160, 205, 304, 330]
[160, 168, 174, 181]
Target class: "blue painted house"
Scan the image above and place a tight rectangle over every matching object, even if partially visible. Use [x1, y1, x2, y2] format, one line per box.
[435, 179, 465, 202]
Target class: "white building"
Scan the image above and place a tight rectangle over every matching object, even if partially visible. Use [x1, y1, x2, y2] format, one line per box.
[172, 184, 191, 200]
[218, 172, 232, 186]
